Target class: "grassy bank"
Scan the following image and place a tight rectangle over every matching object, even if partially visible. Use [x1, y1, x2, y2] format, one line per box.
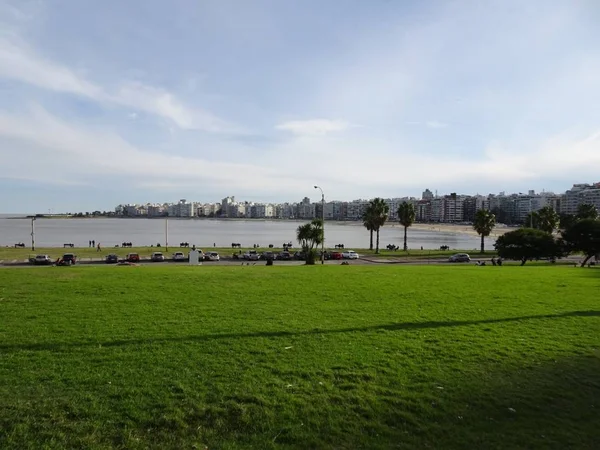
[0, 265, 598, 449]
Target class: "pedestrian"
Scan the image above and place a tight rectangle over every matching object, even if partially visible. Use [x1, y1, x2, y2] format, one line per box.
[213, 242, 216, 247]
[97, 243, 101, 252]
[89, 240, 92, 248]
[92, 239, 95, 247]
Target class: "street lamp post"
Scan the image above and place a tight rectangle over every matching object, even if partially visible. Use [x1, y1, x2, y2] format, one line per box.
[314, 186, 325, 264]
[31, 217, 36, 251]
[165, 215, 169, 251]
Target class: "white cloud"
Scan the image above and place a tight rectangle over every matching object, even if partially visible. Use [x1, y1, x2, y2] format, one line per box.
[0, 37, 236, 133]
[127, 112, 138, 120]
[426, 120, 448, 129]
[276, 119, 350, 135]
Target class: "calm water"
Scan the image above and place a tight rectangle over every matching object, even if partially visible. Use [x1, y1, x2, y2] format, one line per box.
[0, 216, 489, 250]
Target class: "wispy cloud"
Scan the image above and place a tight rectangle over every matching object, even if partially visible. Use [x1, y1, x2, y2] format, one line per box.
[276, 119, 350, 135]
[0, 37, 237, 133]
[426, 120, 449, 129]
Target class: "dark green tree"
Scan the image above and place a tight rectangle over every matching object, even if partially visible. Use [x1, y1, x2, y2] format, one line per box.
[561, 219, 600, 267]
[536, 206, 559, 234]
[296, 219, 324, 265]
[369, 198, 389, 254]
[559, 213, 577, 230]
[524, 211, 539, 228]
[577, 204, 599, 220]
[472, 209, 496, 253]
[362, 205, 375, 250]
[397, 201, 416, 251]
[494, 228, 562, 266]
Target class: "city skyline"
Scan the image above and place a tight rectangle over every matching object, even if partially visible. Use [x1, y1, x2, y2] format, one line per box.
[2, 1, 600, 212]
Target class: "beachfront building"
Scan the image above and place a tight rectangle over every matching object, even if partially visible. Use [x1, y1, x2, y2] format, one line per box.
[561, 182, 600, 215]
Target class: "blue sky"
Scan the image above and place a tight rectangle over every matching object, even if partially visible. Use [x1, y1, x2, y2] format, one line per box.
[1, 0, 599, 212]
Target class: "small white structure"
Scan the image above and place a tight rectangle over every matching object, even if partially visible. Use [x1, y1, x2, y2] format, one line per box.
[188, 250, 201, 265]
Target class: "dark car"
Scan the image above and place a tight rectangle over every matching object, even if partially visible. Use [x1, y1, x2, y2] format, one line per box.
[277, 251, 292, 261]
[62, 253, 76, 265]
[105, 254, 119, 264]
[261, 251, 275, 260]
[448, 253, 471, 263]
[294, 251, 306, 261]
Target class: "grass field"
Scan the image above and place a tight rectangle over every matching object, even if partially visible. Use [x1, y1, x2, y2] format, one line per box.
[0, 265, 598, 449]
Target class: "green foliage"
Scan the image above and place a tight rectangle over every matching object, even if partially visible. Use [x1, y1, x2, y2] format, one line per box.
[577, 204, 599, 220]
[561, 218, 600, 266]
[494, 228, 562, 265]
[472, 209, 496, 253]
[368, 198, 389, 254]
[397, 201, 416, 251]
[535, 206, 559, 234]
[296, 219, 324, 265]
[362, 206, 375, 250]
[559, 213, 577, 230]
[0, 266, 598, 449]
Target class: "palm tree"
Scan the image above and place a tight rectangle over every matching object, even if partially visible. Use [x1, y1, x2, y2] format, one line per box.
[473, 209, 496, 253]
[397, 201, 416, 251]
[536, 206, 559, 234]
[362, 205, 375, 250]
[369, 198, 389, 254]
[296, 219, 323, 265]
[577, 203, 599, 220]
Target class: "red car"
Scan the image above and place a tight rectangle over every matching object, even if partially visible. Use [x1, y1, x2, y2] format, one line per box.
[330, 252, 343, 260]
[126, 253, 140, 262]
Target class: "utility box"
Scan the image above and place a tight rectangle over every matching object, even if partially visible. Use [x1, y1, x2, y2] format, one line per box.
[189, 250, 201, 265]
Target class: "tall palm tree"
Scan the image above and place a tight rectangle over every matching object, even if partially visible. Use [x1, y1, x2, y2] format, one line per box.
[397, 201, 416, 251]
[369, 198, 389, 254]
[296, 219, 324, 265]
[536, 206, 559, 234]
[473, 209, 496, 253]
[362, 205, 375, 250]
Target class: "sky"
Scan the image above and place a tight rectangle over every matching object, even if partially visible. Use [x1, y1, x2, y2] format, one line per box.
[1, 0, 599, 212]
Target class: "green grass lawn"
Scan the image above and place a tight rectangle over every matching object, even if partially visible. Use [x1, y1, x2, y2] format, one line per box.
[0, 265, 598, 449]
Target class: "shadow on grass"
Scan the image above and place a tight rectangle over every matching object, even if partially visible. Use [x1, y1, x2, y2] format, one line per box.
[3, 310, 599, 353]
[406, 353, 600, 449]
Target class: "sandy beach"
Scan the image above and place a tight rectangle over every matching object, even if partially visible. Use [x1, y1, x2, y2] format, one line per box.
[384, 222, 511, 238]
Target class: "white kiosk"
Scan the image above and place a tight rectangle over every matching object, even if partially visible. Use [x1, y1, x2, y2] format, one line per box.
[188, 249, 202, 265]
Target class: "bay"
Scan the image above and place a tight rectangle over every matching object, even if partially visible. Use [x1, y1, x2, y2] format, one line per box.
[0, 216, 489, 250]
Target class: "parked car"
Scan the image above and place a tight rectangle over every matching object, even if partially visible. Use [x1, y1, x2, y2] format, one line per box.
[318, 251, 332, 260]
[105, 254, 119, 264]
[151, 252, 165, 262]
[126, 253, 140, 262]
[62, 253, 77, 265]
[261, 251, 275, 260]
[277, 251, 292, 261]
[244, 250, 260, 261]
[172, 252, 187, 262]
[293, 251, 306, 260]
[33, 254, 52, 265]
[330, 252, 343, 260]
[448, 253, 471, 263]
[342, 250, 359, 259]
[205, 251, 220, 261]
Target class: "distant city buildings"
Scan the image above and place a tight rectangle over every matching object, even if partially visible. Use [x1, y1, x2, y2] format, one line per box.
[114, 181, 600, 224]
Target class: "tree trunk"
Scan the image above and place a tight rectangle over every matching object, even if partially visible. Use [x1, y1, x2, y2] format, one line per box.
[369, 230, 373, 250]
[480, 234, 485, 253]
[580, 254, 593, 267]
[375, 229, 380, 254]
[403, 226, 408, 251]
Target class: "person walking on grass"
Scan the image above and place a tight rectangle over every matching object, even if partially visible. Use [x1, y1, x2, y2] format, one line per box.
[97, 243, 101, 252]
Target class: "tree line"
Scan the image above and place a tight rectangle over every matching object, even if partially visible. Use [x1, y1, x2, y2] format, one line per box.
[295, 201, 600, 266]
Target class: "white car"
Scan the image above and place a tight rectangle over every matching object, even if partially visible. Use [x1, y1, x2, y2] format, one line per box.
[34, 254, 52, 265]
[342, 250, 359, 259]
[205, 252, 220, 261]
[172, 252, 187, 262]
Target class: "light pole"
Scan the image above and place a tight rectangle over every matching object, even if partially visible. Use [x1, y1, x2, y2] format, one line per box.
[165, 215, 169, 251]
[314, 185, 325, 264]
[31, 217, 36, 251]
